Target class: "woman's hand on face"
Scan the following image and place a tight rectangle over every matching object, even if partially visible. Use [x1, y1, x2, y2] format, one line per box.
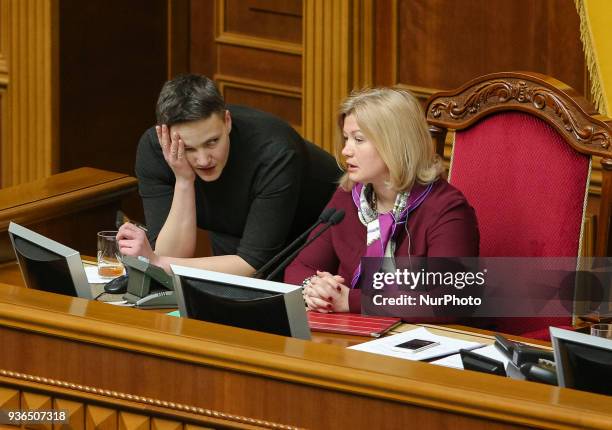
[116, 223, 159, 266]
[156, 124, 196, 183]
[303, 271, 350, 313]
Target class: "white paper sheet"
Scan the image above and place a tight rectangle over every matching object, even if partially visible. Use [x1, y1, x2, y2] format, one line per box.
[430, 353, 464, 369]
[348, 327, 484, 361]
[472, 343, 511, 366]
[84, 264, 124, 284]
[102, 300, 135, 307]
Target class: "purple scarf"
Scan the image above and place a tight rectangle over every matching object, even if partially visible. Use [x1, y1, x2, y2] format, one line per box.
[350, 182, 433, 288]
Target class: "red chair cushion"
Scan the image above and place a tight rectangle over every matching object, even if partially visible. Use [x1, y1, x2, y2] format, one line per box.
[451, 111, 589, 257]
[450, 112, 590, 339]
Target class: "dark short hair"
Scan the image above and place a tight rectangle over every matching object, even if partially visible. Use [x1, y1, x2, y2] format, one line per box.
[156, 74, 225, 126]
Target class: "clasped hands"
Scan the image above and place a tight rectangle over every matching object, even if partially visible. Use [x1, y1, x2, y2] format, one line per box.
[303, 270, 350, 313]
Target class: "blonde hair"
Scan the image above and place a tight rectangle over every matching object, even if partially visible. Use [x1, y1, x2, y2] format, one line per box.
[335, 87, 442, 191]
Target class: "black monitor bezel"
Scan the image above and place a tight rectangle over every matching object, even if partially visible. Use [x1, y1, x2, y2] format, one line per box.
[171, 264, 311, 340]
[551, 326, 612, 395]
[8, 222, 92, 299]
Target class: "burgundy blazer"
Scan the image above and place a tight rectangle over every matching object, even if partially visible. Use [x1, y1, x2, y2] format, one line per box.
[284, 179, 480, 313]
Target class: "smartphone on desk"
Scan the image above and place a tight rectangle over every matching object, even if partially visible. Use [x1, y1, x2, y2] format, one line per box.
[392, 339, 440, 353]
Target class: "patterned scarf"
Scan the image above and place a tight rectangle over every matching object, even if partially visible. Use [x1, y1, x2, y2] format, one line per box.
[350, 181, 433, 288]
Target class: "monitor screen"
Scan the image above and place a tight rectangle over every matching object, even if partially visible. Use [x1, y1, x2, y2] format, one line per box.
[8, 222, 91, 299]
[171, 264, 310, 340]
[551, 327, 612, 396]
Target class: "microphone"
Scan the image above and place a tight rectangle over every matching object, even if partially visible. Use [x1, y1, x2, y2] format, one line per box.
[265, 209, 345, 281]
[253, 207, 337, 279]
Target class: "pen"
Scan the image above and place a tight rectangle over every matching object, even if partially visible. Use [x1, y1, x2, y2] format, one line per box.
[115, 210, 148, 232]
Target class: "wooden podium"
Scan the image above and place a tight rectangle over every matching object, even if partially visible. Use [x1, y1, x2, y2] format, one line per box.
[1, 169, 611, 429]
[1, 285, 612, 430]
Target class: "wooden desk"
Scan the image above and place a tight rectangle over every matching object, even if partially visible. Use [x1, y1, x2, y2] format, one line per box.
[0, 260, 553, 349]
[0, 284, 611, 430]
[0, 167, 139, 262]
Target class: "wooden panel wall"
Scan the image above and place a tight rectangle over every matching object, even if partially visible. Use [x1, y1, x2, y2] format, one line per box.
[0, 1, 172, 196]
[1, 0, 58, 188]
[0, 0, 9, 179]
[57, 0, 168, 177]
[188, 0, 373, 151]
[0, 1, 7, 181]
[373, 0, 586, 98]
[0, 0, 6, 78]
[300, 0, 588, 156]
[303, 0, 349, 152]
[0, 87, 5, 187]
[368, 0, 601, 254]
[0, 0, 599, 238]
[190, 0, 303, 132]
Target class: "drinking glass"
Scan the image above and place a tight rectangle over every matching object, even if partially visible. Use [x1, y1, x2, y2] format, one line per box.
[590, 323, 612, 339]
[97, 231, 124, 278]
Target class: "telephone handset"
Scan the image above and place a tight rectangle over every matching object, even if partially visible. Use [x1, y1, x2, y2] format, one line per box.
[121, 255, 177, 308]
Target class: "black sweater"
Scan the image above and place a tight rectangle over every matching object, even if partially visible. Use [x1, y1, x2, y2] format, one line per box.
[135, 105, 340, 269]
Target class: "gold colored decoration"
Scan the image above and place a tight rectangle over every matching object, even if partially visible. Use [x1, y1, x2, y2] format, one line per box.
[0, 369, 300, 430]
[430, 80, 611, 150]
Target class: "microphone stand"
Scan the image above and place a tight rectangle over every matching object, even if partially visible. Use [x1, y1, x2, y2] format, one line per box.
[266, 210, 345, 281]
[253, 207, 336, 279]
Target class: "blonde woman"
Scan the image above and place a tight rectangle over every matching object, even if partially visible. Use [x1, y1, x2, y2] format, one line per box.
[284, 88, 479, 313]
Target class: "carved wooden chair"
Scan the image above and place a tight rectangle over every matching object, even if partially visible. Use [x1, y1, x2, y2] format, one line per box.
[425, 71, 612, 338]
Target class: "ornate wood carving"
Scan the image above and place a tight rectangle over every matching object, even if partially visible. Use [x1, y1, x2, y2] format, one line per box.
[151, 418, 182, 430]
[54, 398, 86, 430]
[86, 405, 117, 430]
[426, 71, 612, 257]
[0, 369, 300, 430]
[0, 385, 19, 409]
[118, 412, 150, 430]
[427, 75, 612, 159]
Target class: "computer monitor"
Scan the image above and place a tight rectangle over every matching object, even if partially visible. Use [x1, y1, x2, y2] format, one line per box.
[550, 326, 612, 396]
[8, 222, 92, 299]
[171, 264, 311, 340]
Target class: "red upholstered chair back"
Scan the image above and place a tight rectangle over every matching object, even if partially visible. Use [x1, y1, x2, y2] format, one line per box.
[450, 111, 589, 257]
[426, 72, 612, 339]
